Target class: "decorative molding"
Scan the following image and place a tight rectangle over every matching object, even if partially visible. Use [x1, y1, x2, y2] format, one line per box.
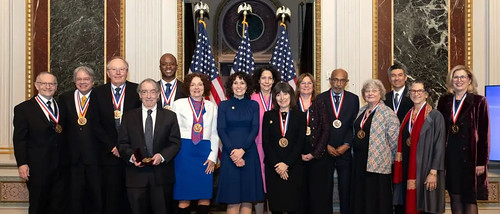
[25, 0, 33, 99]
[372, 0, 378, 79]
[0, 181, 28, 203]
[177, 0, 183, 80]
[466, 0, 473, 69]
[315, 0, 321, 94]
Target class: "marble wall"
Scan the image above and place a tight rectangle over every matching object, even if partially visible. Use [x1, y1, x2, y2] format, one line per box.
[394, 0, 448, 105]
[50, 0, 105, 94]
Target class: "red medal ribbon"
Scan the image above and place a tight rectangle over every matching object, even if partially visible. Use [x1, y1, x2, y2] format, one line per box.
[188, 97, 205, 124]
[452, 93, 467, 124]
[360, 102, 380, 129]
[279, 110, 290, 137]
[161, 80, 177, 107]
[35, 96, 60, 123]
[111, 85, 126, 110]
[298, 96, 311, 126]
[259, 92, 272, 112]
[330, 90, 344, 119]
[74, 90, 90, 118]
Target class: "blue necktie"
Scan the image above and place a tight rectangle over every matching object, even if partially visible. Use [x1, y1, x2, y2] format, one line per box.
[165, 83, 172, 98]
[114, 87, 121, 131]
[334, 95, 340, 109]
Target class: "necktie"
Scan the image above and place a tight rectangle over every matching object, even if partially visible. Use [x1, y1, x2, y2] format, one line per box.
[394, 93, 400, 109]
[145, 110, 153, 156]
[114, 87, 121, 101]
[165, 83, 172, 98]
[47, 100, 54, 113]
[81, 95, 87, 108]
[334, 95, 340, 109]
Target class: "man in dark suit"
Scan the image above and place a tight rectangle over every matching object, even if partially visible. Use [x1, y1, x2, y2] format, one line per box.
[58, 66, 102, 214]
[118, 78, 181, 214]
[13, 72, 67, 214]
[316, 68, 359, 214]
[158, 53, 187, 110]
[384, 63, 413, 214]
[93, 57, 141, 214]
[384, 63, 413, 123]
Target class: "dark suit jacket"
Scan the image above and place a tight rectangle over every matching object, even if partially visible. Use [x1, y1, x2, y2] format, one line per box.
[58, 90, 100, 165]
[316, 90, 359, 150]
[384, 87, 413, 123]
[157, 79, 187, 107]
[437, 93, 490, 199]
[13, 97, 66, 180]
[118, 107, 181, 187]
[93, 81, 141, 165]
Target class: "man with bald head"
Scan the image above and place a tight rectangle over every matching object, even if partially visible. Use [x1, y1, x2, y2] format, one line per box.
[14, 72, 67, 214]
[316, 68, 359, 214]
[158, 53, 187, 110]
[93, 57, 141, 214]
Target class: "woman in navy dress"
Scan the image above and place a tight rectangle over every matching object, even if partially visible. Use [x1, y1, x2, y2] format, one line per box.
[172, 73, 219, 214]
[216, 72, 265, 214]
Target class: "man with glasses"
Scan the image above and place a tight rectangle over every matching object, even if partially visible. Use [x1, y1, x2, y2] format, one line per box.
[93, 57, 141, 214]
[118, 78, 180, 214]
[13, 72, 67, 214]
[157, 53, 187, 110]
[316, 68, 359, 214]
[58, 66, 102, 214]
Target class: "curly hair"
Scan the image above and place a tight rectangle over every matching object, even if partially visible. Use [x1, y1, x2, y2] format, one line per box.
[181, 73, 211, 97]
[446, 65, 478, 94]
[225, 72, 253, 98]
[252, 65, 281, 93]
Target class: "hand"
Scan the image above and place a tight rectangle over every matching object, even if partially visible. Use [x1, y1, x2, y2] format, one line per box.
[131, 154, 143, 167]
[111, 146, 120, 157]
[327, 145, 340, 156]
[204, 159, 215, 174]
[230, 149, 245, 162]
[425, 170, 438, 191]
[302, 153, 314, 161]
[18, 164, 30, 181]
[279, 171, 289, 180]
[395, 152, 402, 162]
[235, 158, 245, 167]
[336, 144, 350, 155]
[407, 179, 416, 190]
[476, 166, 486, 176]
[274, 162, 289, 175]
[152, 153, 163, 166]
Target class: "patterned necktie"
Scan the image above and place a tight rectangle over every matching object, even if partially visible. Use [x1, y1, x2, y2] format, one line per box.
[114, 87, 122, 131]
[81, 95, 87, 108]
[46, 100, 54, 113]
[394, 93, 400, 109]
[114, 87, 121, 101]
[145, 109, 153, 156]
[334, 95, 340, 109]
[191, 100, 203, 145]
[165, 83, 172, 98]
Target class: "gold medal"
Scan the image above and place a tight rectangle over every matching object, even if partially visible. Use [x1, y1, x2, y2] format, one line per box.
[142, 157, 153, 164]
[357, 130, 365, 139]
[451, 124, 459, 134]
[55, 124, 63, 133]
[279, 137, 288, 148]
[77, 117, 87, 126]
[306, 126, 311, 136]
[333, 119, 342, 128]
[164, 105, 171, 110]
[114, 110, 122, 119]
[406, 137, 411, 147]
[193, 123, 203, 133]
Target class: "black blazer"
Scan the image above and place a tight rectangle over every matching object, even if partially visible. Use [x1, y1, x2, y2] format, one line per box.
[316, 90, 359, 149]
[384, 87, 413, 123]
[118, 107, 181, 187]
[92, 81, 141, 165]
[156, 79, 187, 107]
[58, 90, 100, 165]
[13, 97, 66, 172]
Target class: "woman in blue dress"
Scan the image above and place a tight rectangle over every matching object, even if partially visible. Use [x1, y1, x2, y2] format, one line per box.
[172, 73, 219, 214]
[217, 72, 265, 214]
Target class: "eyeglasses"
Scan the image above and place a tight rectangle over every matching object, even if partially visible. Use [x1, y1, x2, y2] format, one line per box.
[452, 75, 469, 81]
[364, 89, 380, 94]
[409, 89, 425, 95]
[76, 77, 92, 82]
[108, 68, 127, 72]
[330, 78, 348, 84]
[36, 82, 57, 87]
[139, 90, 159, 96]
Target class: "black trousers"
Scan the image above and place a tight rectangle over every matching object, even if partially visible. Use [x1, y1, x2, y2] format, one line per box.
[329, 154, 351, 214]
[27, 166, 68, 214]
[300, 155, 332, 214]
[102, 164, 131, 214]
[126, 171, 174, 214]
[70, 162, 102, 214]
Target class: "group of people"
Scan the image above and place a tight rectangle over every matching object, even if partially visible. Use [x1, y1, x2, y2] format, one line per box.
[13, 52, 490, 214]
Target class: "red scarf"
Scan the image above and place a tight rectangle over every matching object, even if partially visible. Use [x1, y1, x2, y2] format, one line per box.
[393, 104, 431, 214]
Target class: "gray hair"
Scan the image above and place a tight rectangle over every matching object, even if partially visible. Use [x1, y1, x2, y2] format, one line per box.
[361, 79, 386, 102]
[137, 78, 160, 93]
[73, 66, 95, 82]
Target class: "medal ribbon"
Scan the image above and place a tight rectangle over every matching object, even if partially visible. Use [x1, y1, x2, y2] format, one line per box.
[259, 92, 272, 112]
[408, 102, 426, 134]
[330, 90, 344, 119]
[74, 90, 90, 118]
[279, 110, 290, 137]
[452, 93, 467, 124]
[360, 102, 380, 129]
[35, 96, 60, 124]
[111, 85, 126, 110]
[298, 96, 310, 125]
[393, 91, 403, 113]
[188, 97, 205, 124]
[161, 80, 177, 107]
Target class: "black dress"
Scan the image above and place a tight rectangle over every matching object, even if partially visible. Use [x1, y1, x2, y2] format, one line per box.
[350, 110, 393, 214]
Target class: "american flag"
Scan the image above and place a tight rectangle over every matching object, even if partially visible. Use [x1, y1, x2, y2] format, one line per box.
[189, 20, 226, 104]
[270, 23, 297, 89]
[231, 21, 255, 74]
